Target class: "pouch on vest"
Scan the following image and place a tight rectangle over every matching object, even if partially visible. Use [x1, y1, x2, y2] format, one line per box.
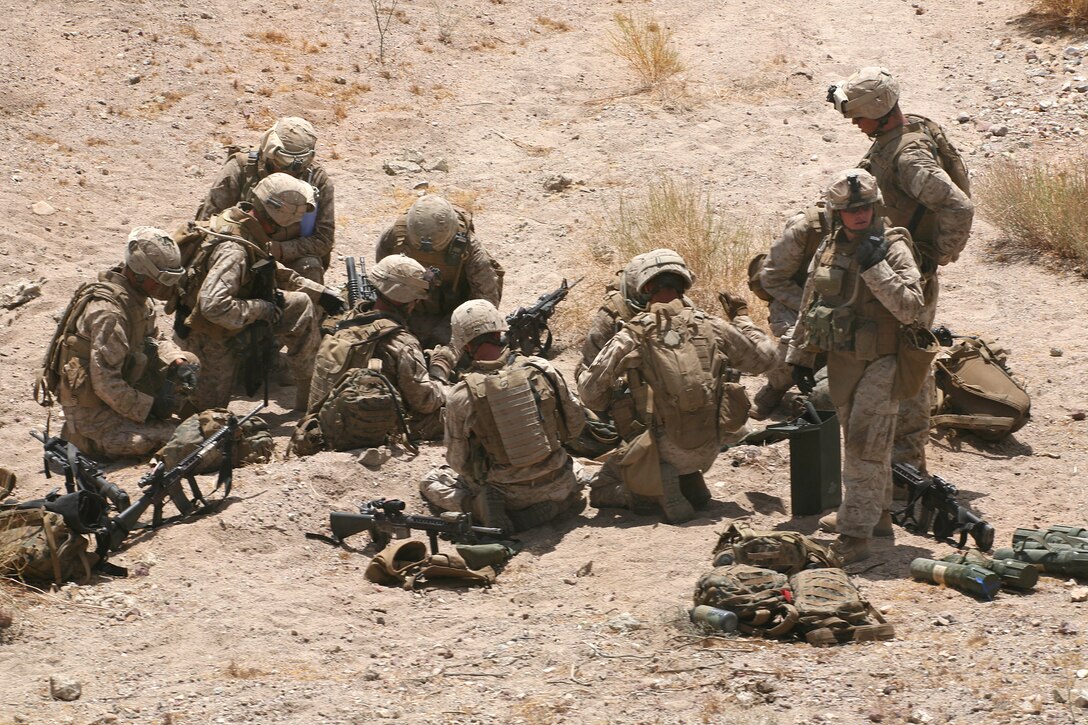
[0, 507, 96, 585]
[317, 363, 409, 452]
[717, 382, 751, 434]
[481, 366, 557, 467]
[931, 337, 1030, 441]
[892, 326, 939, 400]
[692, 564, 797, 637]
[801, 304, 834, 352]
[156, 408, 275, 471]
[712, 522, 841, 574]
[789, 567, 893, 646]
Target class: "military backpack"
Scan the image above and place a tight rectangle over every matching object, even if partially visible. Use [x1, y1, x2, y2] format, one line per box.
[931, 336, 1030, 441]
[0, 507, 96, 585]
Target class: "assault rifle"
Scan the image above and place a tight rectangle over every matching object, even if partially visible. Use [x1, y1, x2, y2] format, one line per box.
[31, 430, 133, 512]
[324, 498, 503, 554]
[506, 277, 582, 356]
[891, 463, 995, 551]
[345, 256, 377, 308]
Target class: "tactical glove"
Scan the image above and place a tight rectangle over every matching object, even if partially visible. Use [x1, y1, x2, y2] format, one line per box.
[150, 382, 179, 420]
[857, 232, 891, 271]
[169, 361, 200, 394]
[717, 291, 750, 321]
[426, 345, 459, 383]
[791, 365, 817, 395]
[318, 290, 346, 316]
[253, 300, 283, 325]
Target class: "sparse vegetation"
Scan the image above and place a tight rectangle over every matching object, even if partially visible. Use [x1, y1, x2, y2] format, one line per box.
[1028, 0, 1088, 27]
[370, 0, 400, 65]
[607, 13, 684, 91]
[432, 1, 461, 45]
[535, 15, 571, 32]
[978, 156, 1088, 265]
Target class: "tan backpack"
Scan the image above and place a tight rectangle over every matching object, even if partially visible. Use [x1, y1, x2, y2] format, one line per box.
[0, 508, 96, 585]
[364, 539, 495, 589]
[712, 522, 841, 574]
[789, 568, 894, 646]
[157, 408, 275, 471]
[931, 337, 1030, 441]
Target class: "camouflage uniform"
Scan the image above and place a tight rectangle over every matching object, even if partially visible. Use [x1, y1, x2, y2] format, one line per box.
[421, 355, 585, 518]
[56, 268, 192, 459]
[579, 305, 777, 504]
[758, 205, 829, 406]
[864, 115, 974, 473]
[196, 156, 335, 283]
[788, 227, 924, 539]
[376, 207, 503, 349]
[178, 205, 322, 411]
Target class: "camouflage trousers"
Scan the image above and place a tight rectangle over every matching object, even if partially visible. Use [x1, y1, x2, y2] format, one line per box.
[181, 290, 319, 411]
[60, 404, 177, 460]
[420, 459, 583, 513]
[589, 431, 720, 504]
[892, 271, 939, 472]
[835, 355, 899, 539]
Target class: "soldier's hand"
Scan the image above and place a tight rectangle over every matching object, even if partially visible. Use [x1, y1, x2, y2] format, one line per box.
[857, 232, 891, 271]
[253, 300, 283, 325]
[150, 382, 179, 420]
[791, 365, 817, 395]
[169, 361, 200, 393]
[717, 291, 750, 321]
[318, 290, 346, 316]
[426, 345, 459, 383]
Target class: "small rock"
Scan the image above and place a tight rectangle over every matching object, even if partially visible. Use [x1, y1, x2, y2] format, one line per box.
[1051, 347, 1064, 356]
[1070, 587, 1088, 602]
[0, 280, 42, 309]
[914, 6, 925, 14]
[974, 120, 992, 133]
[358, 447, 392, 469]
[199, 11, 214, 19]
[412, 180, 430, 190]
[423, 157, 448, 173]
[1055, 688, 1067, 703]
[957, 112, 971, 123]
[126, 74, 141, 85]
[543, 173, 573, 192]
[907, 710, 932, 724]
[1021, 695, 1042, 714]
[31, 201, 56, 216]
[363, 668, 381, 681]
[1077, 669, 1088, 679]
[868, 713, 884, 723]
[1058, 620, 1080, 635]
[1071, 411, 1086, 421]
[1072, 689, 1088, 708]
[401, 149, 426, 164]
[990, 124, 1009, 137]
[606, 613, 641, 632]
[382, 160, 422, 176]
[49, 675, 81, 701]
[333, 76, 347, 84]
[821, 133, 834, 142]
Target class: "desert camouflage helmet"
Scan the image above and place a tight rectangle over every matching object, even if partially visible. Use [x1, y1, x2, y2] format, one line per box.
[827, 67, 900, 120]
[825, 169, 883, 210]
[450, 299, 508, 354]
[406, 195, 459, 252]
[370, 254, 437, 304]
[630, 248, 693, 295]
[260, 116, 317, 174]
[125, 227, 184, 287]
[250, 173, 316, 228]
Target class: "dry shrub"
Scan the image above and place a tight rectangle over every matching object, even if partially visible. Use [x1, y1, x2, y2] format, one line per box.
[1028, 0, 1088, 27]
[536, 15, 571, 32]
[977, 156, 1088, 265]
[390, 185, 483, 214]
[224, 660, 266, 679]
[607, 13, 684, 90]
[250, 30, 292, 45]
[557, 178, 765, 336]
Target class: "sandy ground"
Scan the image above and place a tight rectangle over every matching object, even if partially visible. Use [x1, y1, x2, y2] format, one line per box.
[1, 0, 1088, 723]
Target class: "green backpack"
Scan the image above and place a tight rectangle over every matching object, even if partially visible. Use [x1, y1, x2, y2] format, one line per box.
[318, 364, 411, 452]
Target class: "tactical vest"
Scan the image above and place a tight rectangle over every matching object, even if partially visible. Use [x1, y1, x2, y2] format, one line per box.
[36, 270, 148, 407]
[386, 207, 474, 316]
[177, 207, 275, 339]
[801, 229, 902, 360]
[624, 300, 726, 450]
[864, 115, 970, 266]
[463, 356, 567, 468]
[308, 314, 403, 409]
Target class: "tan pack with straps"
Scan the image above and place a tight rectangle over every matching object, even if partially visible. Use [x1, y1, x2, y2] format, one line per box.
[0, 507, 96, 585]
[931, 337, 1030, 441]
[789, 568, 894, 646]
[712, 522, 841, 574]
[364, 540, 495, 589]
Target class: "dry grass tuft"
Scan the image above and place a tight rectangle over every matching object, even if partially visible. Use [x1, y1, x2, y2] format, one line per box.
[250, 29, 292, 45]
[224, 660, 267, 679]
[977, 156, 1088, 265]
[1027, 0, 1088, 27]
[557, 178, 765, 335]
[607, 13, 684, 91]
[717, 54, 797, 102]
[535, 16, 571, 32]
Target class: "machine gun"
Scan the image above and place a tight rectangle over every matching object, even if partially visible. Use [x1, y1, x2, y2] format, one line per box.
[325, 498, 503, 554]
[506, 277, 581, 356]
[891, 463, 994, 551]
[31, 430, 132, 513]
[344, 256, 377, 309]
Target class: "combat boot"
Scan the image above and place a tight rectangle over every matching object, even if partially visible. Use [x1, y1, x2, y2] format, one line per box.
[679, 472, 712, 510]
[471, 485, 514, 536]
[831, 535, 871, 564]
[589, 482, 629, 510]
[657, 465, 694, 524]
[293, 377, 312, 412]
[750, 384, 787, 421]
[818, 511, 893, 538]
[509, 501, 562, 532]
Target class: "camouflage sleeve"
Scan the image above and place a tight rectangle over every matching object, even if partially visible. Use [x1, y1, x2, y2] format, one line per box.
[275, 264, 324, 302]
[580, 308, 620, 370]
[83, 300, 153, 422]
[149, 307, 187, 365]
[528, 356, 586, 440]
[464, 239, 502, 306]
[785, 240, 829, 367]
[271, 167, 335, 261]
[860, 232, 925, 325]
[897, 147, 975, 264]
[710, 314, 777, 375]
[577, 328, 638, 411]
[443, 383, 474, 475]
[390, 332, 448, 415]
[197, 243, 267, 331]
[195, 156, 246, 221]
[375, 224, 398, 262]
[760, 210, 811, 311]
